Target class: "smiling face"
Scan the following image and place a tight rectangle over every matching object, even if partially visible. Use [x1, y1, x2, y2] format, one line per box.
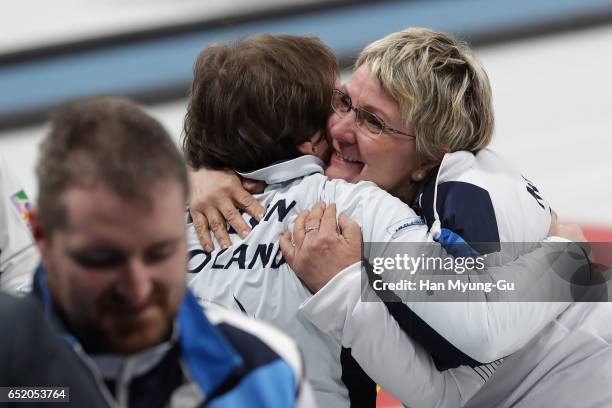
[325, 64, 421, 201]
[37, 181, 187, 355]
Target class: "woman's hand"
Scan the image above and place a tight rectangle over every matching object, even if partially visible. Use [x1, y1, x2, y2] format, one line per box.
[548, 210, 587, 242]
[280, 202, 362, 292]
[188, 167, 266, 251]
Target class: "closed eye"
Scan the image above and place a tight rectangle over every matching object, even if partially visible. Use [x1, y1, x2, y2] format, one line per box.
[144, 241, 180, 265]
[67, 249, 125, 270]
[365, 114, 383, 129]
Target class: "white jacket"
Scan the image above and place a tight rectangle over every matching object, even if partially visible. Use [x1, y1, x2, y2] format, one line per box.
[187, 154, 581, 407]
[0, 157, 39, 292]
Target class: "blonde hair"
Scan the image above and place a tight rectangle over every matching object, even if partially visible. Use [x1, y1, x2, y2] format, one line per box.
[356, 27, 494, 163]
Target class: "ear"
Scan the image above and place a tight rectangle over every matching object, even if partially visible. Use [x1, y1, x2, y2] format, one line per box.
[297, 131, 323, 155]
[410, 163, 433, 182]
[297, 141, 314, 155]
[29, 207, 47, 250]
[410, 146, 450, 182]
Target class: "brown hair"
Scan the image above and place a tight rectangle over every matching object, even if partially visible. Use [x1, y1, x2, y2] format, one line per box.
[37, 96, 188, 234]
[182, 34, 339, 172]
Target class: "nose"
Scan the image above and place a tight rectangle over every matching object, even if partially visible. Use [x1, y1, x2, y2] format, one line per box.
[115, 259, 153, 309]
[328, 110, 357, 146]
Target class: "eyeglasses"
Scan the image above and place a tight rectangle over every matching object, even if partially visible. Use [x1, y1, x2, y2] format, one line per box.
[331, 89, 415, 139]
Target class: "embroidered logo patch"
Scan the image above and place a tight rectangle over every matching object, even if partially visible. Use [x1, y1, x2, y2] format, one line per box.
[10, 189, 33, 230]
[386, 217, 425, 237]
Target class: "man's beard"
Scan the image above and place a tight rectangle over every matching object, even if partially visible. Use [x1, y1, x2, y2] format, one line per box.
[64, 283, 182, 355]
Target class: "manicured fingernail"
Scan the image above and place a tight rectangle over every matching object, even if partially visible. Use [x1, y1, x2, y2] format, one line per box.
[240, 229, 250, 238]
[203, 244, 212, 253]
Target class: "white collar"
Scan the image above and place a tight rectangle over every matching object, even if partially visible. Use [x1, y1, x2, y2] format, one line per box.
[238, 155, 325, 185]
[91, 324, 179, 380]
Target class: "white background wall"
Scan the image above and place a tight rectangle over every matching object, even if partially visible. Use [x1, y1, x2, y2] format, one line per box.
[1, 24, 611, 226]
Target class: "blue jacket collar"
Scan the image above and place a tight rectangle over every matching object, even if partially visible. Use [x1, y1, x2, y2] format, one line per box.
[32, 264, 243, 397]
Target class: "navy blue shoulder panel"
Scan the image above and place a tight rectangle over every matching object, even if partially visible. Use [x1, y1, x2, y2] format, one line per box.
[421, 180, 501, 254]
[207, 322, 287, 402]
[383, 301, 482, 370]
[340, 347, 377, 407]
[215, 322, 281, 370]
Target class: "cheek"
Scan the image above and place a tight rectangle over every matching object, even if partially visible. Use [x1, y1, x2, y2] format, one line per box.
[326, 113, 337, 134]
[327, 114, 345, 143]
[48, 265, 112, 324]
[360, 138, 418, 183]
[69, 271, 115, 311]
[355, 136, 388, 167]
[366, 137, 416, 165]
[316, 138, 332, 162]
[152, 252, 188, 295]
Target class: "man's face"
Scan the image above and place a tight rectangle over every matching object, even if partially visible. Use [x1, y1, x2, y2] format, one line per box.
[38, 181, 187, 355]
[325, 64, 419, 200]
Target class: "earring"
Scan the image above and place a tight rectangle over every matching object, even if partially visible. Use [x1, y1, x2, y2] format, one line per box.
[312, 144, 318, 155]
[415, 173, 424, 181]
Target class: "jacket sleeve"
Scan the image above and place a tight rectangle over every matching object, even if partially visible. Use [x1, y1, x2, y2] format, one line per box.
[295, 381, 317, 408]
[300, 262, 473, 407]
[313, 181, 584, 365]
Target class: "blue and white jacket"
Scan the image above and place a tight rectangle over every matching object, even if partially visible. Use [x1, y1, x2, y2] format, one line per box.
[31, 265, 312, 408]
[298, 149, 582, 407]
